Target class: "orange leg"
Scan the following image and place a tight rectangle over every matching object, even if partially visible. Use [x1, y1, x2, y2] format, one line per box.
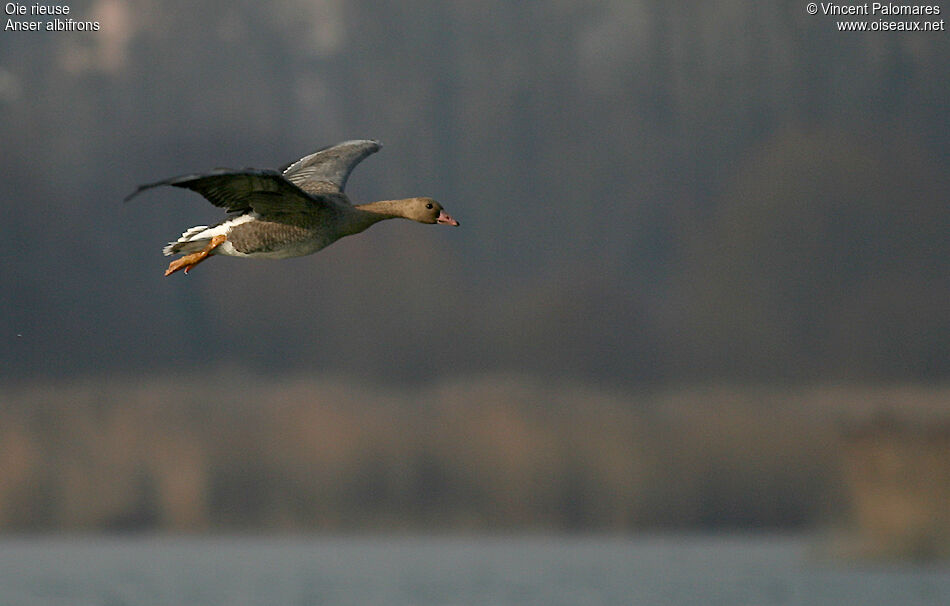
[165, 235, 227, 277]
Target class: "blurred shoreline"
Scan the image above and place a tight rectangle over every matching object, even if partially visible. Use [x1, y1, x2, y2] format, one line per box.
[1, 373, 946, 559]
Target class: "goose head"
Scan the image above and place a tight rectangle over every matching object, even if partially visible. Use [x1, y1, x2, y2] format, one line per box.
[401, 197, 460, 226]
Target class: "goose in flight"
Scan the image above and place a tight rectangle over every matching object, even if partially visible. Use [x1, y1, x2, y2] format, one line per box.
[126, 140, 459, 276]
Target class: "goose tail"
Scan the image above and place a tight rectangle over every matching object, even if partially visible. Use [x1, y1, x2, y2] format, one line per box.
[164, 225, 212, 256]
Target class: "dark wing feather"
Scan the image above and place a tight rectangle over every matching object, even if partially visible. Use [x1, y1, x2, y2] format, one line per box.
[125, 168, 331, 216]
[282, 139, 381, 195]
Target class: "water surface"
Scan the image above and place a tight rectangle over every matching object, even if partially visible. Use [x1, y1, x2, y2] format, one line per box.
[0, 535, 946, 605]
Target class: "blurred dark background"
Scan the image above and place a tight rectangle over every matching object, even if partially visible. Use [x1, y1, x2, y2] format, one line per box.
[0, 1, 947, 544]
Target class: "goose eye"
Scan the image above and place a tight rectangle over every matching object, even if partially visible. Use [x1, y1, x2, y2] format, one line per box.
[425, 202, 433, 210]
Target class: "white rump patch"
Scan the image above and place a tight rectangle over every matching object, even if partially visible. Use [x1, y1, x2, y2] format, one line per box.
[163, 213, 259, 256]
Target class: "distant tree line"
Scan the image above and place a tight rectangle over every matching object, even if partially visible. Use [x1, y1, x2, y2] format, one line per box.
[1, 1, 947, 383]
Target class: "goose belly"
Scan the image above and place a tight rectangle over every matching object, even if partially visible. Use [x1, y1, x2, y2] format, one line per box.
[220, 238, 333, 259]
[220, 216, 336, 259]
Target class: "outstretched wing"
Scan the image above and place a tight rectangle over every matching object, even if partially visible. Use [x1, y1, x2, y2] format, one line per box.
[125, 168, 329, 216]
[282, 139, 381, 195]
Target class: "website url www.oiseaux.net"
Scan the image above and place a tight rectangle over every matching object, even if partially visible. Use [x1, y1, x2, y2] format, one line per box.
[836, 18, 945, 30]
